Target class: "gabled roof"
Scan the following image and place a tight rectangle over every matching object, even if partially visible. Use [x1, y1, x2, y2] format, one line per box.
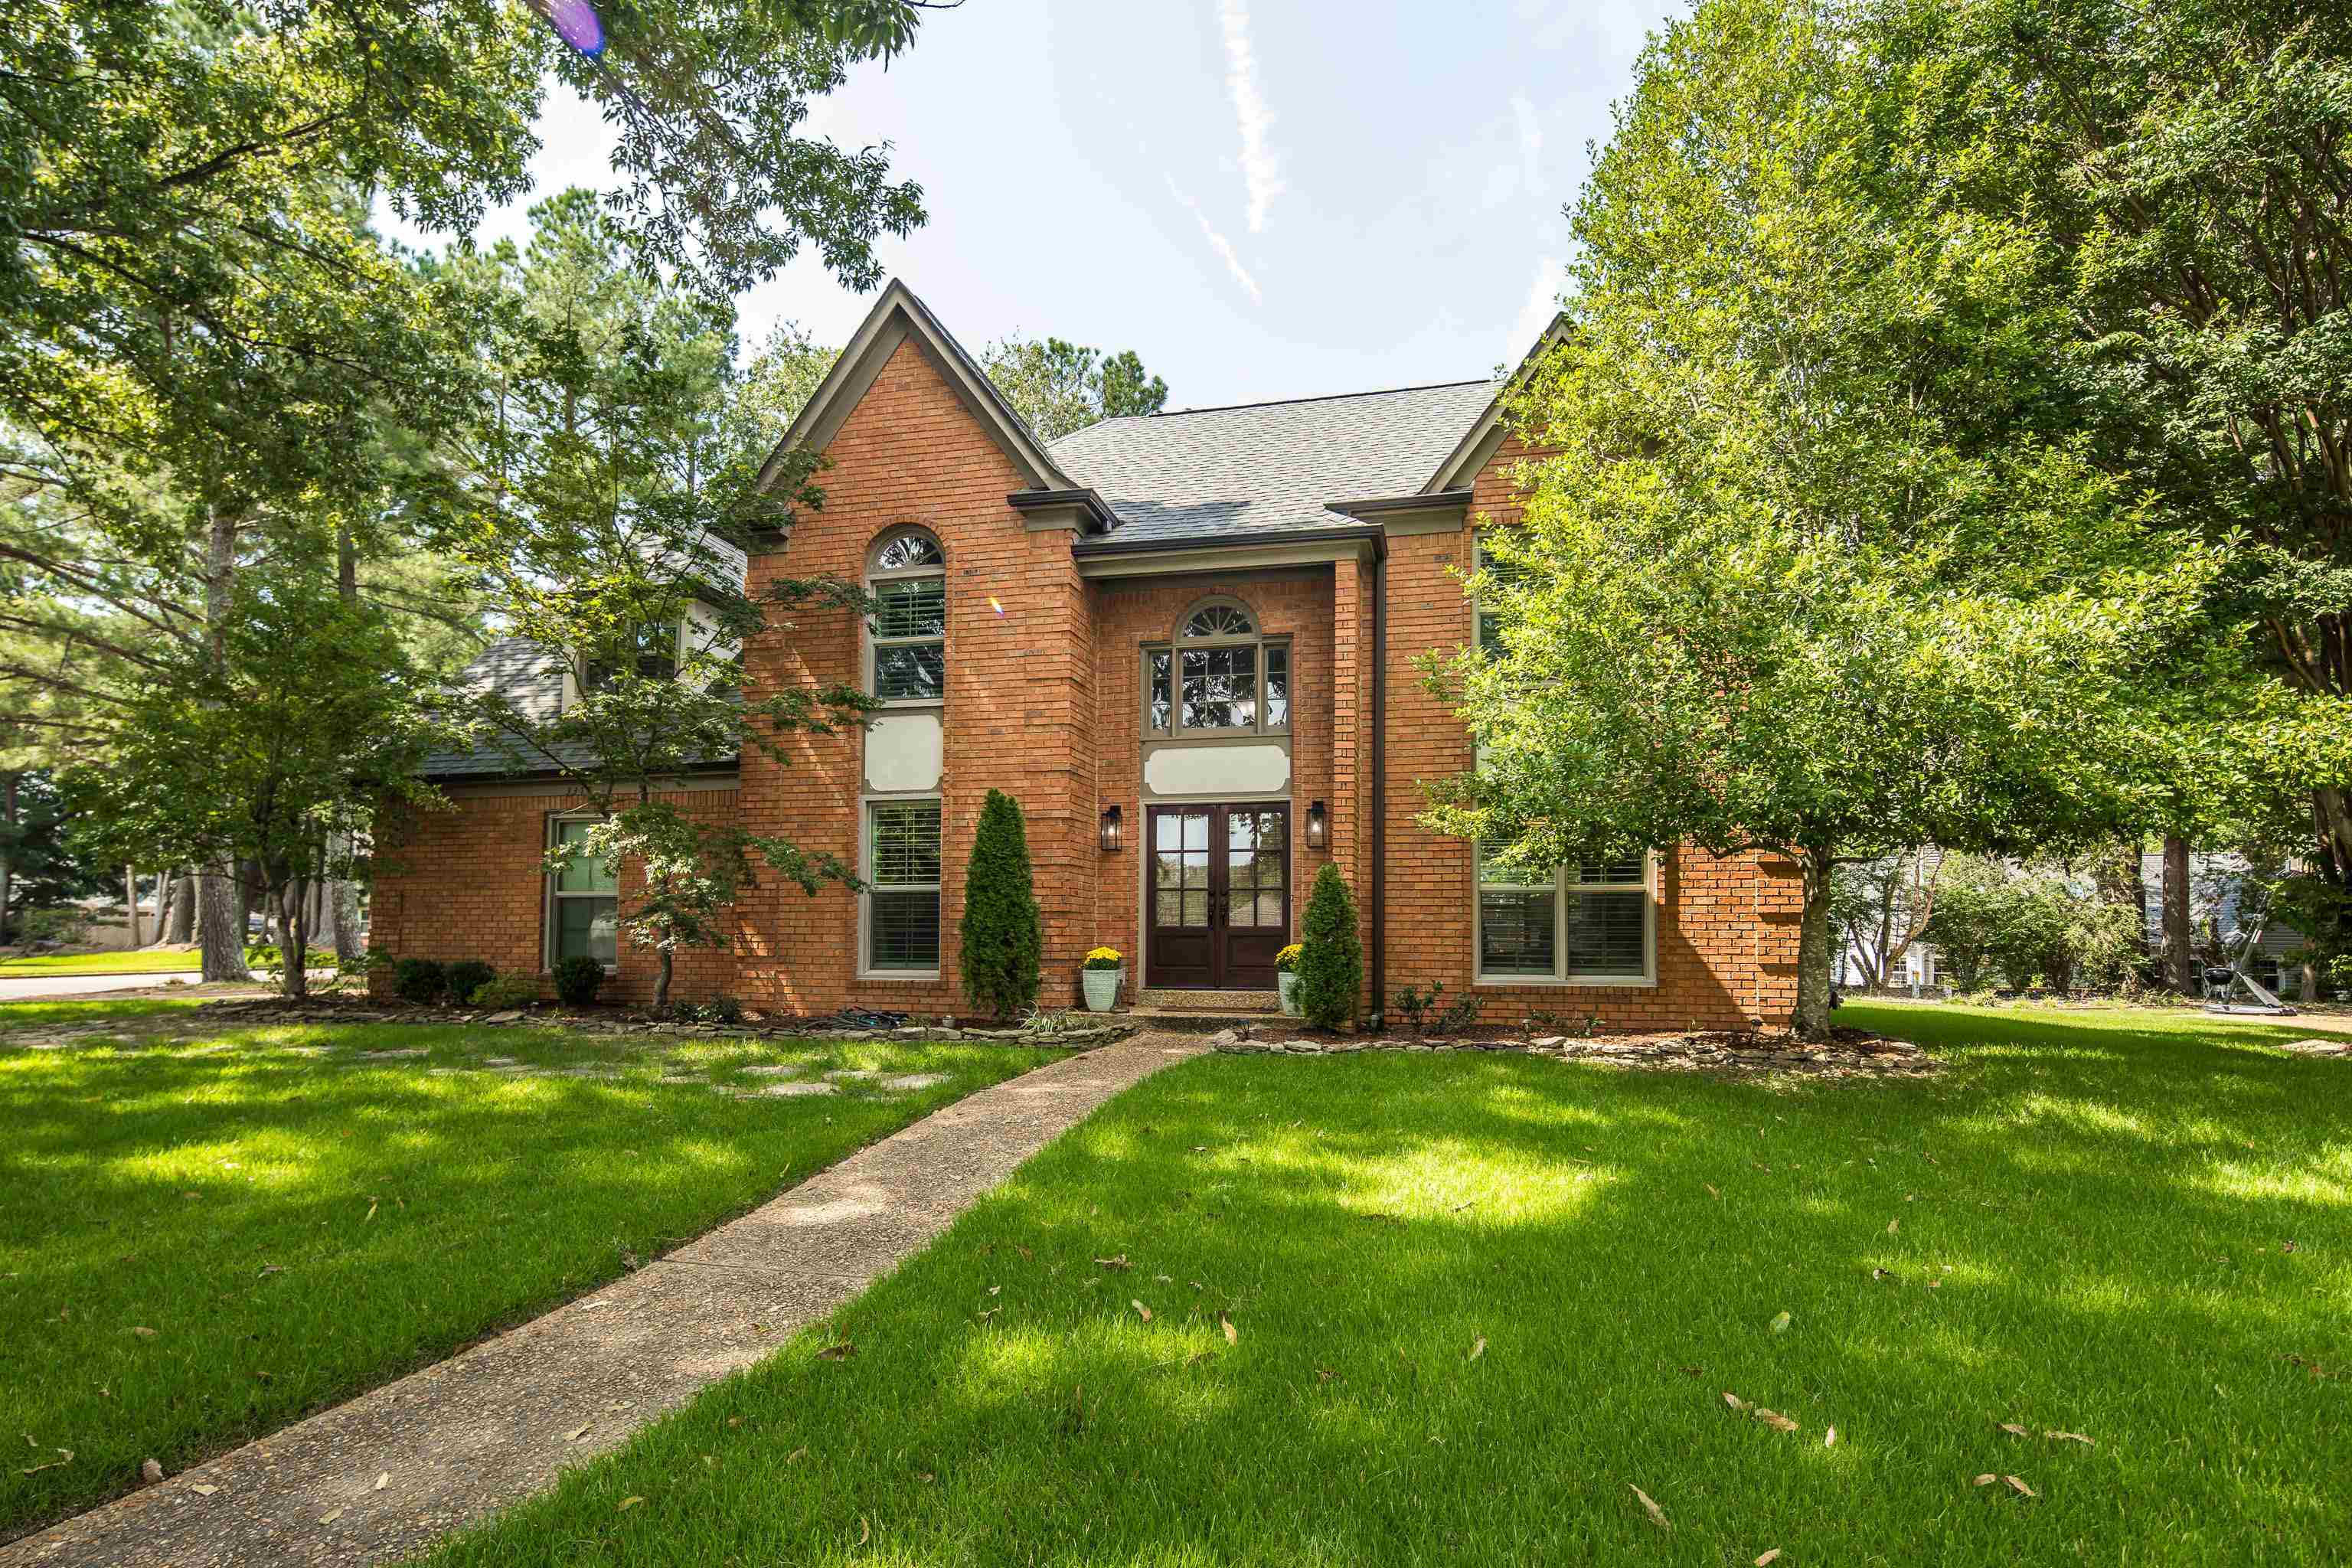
[753, 279, 1088, 501]
[1419, 311, 1570, 495]
[420, 637, 738, 782]
[1050, 380, 1498, 547]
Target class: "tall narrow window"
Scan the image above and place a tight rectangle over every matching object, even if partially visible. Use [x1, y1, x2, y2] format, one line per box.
[867, 528, 946, 703]
[1142, 598, 1289, 738]
[866, 799, 942, 972]
[548, 818, 618, 968]
[1475, 534, 1530, 657]
[1564, 858, 1649, 977]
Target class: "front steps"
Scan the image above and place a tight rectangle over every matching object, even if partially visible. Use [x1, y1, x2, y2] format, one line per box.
[1126, 987, 1283, 1031]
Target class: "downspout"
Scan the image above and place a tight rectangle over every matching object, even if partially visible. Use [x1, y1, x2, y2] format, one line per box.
[1370, 539, 1387, 1027]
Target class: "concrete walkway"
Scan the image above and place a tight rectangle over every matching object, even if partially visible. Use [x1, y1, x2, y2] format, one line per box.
[2, 1034, 1205, 1568]
[0, 972, 200, 1001]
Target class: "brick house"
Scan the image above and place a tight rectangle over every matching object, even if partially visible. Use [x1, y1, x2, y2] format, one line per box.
[372, 282, 1802, 1027]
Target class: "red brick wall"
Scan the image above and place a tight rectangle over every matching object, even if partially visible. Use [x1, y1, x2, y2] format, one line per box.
[734, 334, 1096, 1018]
[1088, 567, 1338, 993]
[1376, 432, 1804, 1027]
[371, 785, 741, 1005]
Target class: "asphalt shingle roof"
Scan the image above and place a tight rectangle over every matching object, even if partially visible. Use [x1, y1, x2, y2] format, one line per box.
[420, 636, 740, 781]
[1049, 378, 1498, 546]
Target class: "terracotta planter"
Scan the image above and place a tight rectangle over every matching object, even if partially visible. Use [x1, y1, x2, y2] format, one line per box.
[1083, 967, 1123, 1012]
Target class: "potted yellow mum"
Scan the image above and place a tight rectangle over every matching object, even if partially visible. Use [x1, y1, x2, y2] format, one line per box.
[1082, 946, 1125, 1012]
[1276, 943, 1304, 1017]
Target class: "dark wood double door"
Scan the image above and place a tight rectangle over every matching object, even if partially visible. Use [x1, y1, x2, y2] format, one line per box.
[1148, 804, 1291, 990]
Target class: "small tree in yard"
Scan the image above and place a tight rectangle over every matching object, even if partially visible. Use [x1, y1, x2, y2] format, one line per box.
[959, 789, 1041, 1018]
[1295, 864, 1363, 1030]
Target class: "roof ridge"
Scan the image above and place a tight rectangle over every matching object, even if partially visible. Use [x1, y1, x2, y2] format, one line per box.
[1129, 377, 1495, 423]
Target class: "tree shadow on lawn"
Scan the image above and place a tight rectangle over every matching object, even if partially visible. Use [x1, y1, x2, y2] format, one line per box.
[0, 1029, 1047, 1537]
[425, 1009, 2352, 1566]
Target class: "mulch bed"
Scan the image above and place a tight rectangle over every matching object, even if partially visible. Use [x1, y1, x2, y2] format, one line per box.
[1210, 1022, 1938, 1079]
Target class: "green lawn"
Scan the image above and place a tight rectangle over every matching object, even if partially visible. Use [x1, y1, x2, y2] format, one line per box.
[0, 1003, 1057, 1538]
[0, 950, 204, 976]
[423, 1002, 2350, 1566]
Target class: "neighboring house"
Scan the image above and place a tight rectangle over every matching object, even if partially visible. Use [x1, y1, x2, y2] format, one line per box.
[371, 283, 1803, 1024]
[2138, 850, 2303, 994]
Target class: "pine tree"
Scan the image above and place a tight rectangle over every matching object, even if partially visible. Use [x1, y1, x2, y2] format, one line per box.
[959, 789, 1043, 1018]
[1295, 863, 1363, 1030]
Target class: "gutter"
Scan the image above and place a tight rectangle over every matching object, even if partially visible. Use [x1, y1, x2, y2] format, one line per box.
[1069, 521, 1382, 557]
[1006, 486, 1119, 533]
[1324, 489, 1473, 518]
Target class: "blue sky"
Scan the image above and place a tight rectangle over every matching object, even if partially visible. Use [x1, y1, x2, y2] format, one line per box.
[396, 0, 1686, 410]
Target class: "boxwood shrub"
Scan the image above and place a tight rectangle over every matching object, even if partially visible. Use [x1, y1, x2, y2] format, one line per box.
[393, 957, 448, 1004]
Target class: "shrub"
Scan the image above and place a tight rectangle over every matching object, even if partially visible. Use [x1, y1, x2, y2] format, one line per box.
[18, 906, 91, 946]
[551, 954, 605, 1007]
[1295, 864, 1363, 1030]
[471, 972, 541, 1008]
[445, 959, 496, 1005]
[671, 995, 746, 1025]
[959, 788, 1042, 1018]
[393, 957, 447, 1004]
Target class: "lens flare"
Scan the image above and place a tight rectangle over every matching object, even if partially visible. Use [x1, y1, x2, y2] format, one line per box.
[544, 0, 606, 57]
[989, 596, 1006, 616]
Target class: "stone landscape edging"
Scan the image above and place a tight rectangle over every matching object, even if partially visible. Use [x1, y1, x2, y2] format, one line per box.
[1207, 1024, 1939, 1078]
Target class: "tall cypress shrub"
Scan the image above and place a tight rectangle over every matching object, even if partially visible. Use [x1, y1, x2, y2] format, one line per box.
[959, 788, 1043, 1018]
[1295, 862, 1362, 1029]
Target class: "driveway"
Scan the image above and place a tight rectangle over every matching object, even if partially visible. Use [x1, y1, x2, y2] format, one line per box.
[0, 972, 199, 1001]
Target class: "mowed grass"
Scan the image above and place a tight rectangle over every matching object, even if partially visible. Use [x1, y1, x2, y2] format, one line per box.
[0, 1003, 1057, 1537]
[0, 950, 204, 975]
[424, 1003, 2351, 1566]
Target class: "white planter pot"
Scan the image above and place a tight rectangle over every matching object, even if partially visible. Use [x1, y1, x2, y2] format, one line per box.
[1083, 967, 1123, 1013]
[1279, 971, 1302, 1018]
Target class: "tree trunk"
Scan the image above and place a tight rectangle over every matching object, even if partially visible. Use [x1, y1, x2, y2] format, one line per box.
[163, 871, 197, 943]
[655, 946, 675, 1011]
[1793, 845, 1838, 1040]
[123, 865, 140, 949]
[0, 771, 16, 946]
[197, 871, 250, 982]
[280, 879, 309, 1000]
[332, 877, 363, 962]
[2162, 834, 2195, 995]
[152, 875, 176, 946]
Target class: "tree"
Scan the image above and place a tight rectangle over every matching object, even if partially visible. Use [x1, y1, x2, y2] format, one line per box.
[443, 197, 877, 1008]
[1856, 0, 2352, 984]
[0, 769, 113, 939]
[958, 789, 1042, 1018]
[1422, 0, 2293, 1039]
[980, 335, 1169, 442]
[64, 592, 435, 998]
[1294, 864, 1363, 1030]
[1831, 851, 1940, 990]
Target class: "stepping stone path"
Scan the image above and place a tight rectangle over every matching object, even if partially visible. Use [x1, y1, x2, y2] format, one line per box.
[822, 1069, 882, 1082]
[2280, 1037, 2351, 1058]
[733, 1080, 836, 1098]
[740, 1063, 803, 1077]
[880, 1073, 949, 1091]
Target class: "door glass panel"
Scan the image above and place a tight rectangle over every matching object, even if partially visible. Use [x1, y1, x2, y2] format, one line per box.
[1183, 812, 1207, 851]
[1156, 812, 1184, 852]
[1228, 888, 1256, 924]
[1258, 891, 1285, 926]
[1184, 891, 1209, 927]
[1155, 890, 1183, 926]
[1229, 813, 1257, 852]
[1155, 854, 1184, 890]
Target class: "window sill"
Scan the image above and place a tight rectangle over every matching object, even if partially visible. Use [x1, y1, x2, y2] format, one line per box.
[1475, 974, 1657, 989]
[856, 970, 942, 984]
[870, 697, 944, 713]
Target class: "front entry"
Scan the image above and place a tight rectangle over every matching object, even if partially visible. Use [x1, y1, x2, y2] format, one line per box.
[1147, 804, 1292, 989]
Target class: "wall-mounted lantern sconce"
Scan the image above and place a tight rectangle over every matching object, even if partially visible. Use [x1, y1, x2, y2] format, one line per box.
[1305, 799, 1328, 851]
[1099, 803, 1123, 853]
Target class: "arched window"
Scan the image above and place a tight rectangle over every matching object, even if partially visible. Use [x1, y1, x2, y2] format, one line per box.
[1145, 596, 1290, 737]
[867, 528, 946, 703]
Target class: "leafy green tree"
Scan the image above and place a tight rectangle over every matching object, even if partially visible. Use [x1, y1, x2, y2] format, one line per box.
[958, 789, 1043, 1018]
[981, 335, 1169, 442]
[64, 592, 436, 998]
[0, 770, 114, 939]
[443, 196, 877, 1007]
[1424, 0, 2315, 1039]
[1295, 864, 1363, 1030]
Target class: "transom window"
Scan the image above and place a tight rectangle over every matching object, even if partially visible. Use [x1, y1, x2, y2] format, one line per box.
[1145, 598, 1290, 737]
[864, 799, 942, 973]
[547, 817, 619, 969]
[867, 528, 946, 704]
[1475, 844, 1654, 985]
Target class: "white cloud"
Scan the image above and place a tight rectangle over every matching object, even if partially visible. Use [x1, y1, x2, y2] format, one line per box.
[1170, 181, 1263, 305]
[1217, 0, 1284, 233]
[1508, 255, 1563, 359]
[1511, 94, 1544, 199]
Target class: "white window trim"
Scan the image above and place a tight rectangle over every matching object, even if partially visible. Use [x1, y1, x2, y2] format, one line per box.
[558, 618, 688, 713]
[1472, 848, 1658, 988]
[1146, 596, 1292, 740]
[544, 812, 620, 974]
[865, 528, 946, 711]
[858, 792, 942, 981]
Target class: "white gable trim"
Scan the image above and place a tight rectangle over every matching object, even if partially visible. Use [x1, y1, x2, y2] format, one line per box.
[1419, 311, 1572, 495]
[751, 279, 1078, 499]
